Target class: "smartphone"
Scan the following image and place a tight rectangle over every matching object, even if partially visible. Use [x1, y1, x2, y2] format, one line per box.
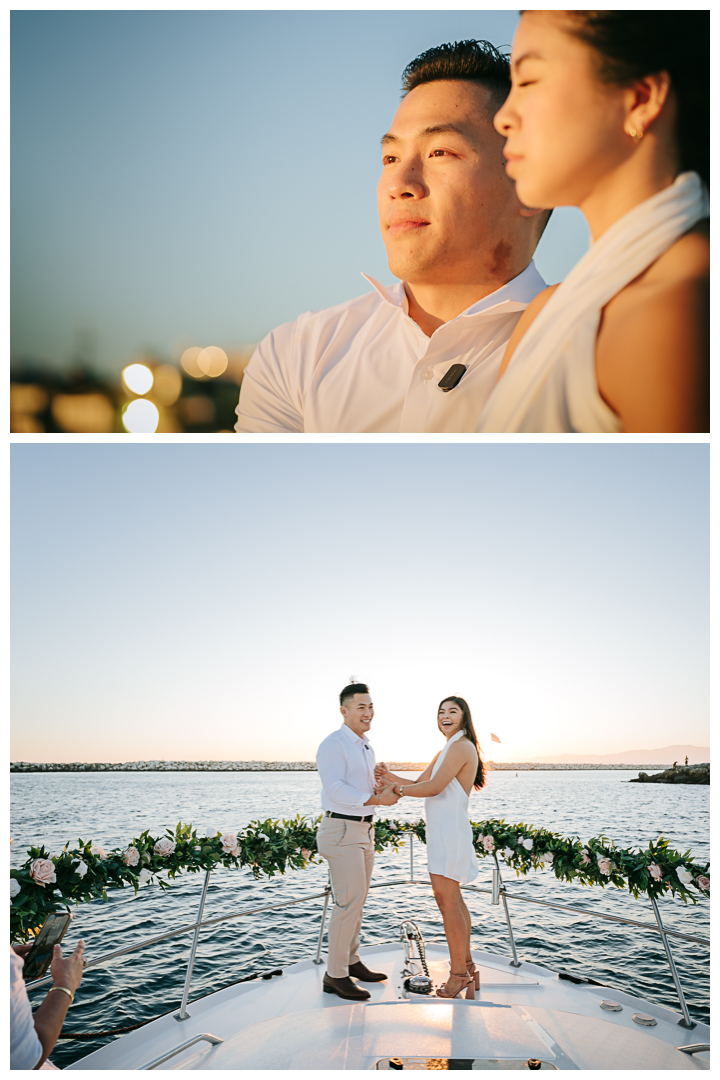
[22, 912, 72, 981]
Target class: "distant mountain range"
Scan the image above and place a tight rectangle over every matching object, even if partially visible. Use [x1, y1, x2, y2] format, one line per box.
[528, 744, 709, 765]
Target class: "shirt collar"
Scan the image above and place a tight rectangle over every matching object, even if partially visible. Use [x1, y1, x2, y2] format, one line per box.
[339, 722, 371, 747]
[361, 259, 545, 320]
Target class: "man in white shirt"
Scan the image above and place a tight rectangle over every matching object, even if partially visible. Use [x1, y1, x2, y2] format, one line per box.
[316, 682, 400, 1001]
[236, 39, 550, 434]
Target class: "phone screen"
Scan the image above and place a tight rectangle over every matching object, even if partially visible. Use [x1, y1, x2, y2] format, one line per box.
[22, 913, 72, 981]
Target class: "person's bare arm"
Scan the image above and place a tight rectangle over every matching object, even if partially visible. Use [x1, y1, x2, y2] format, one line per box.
[32, 941, 85, 1068]
[393, 743, 474, 798]
[497, 285, 561, 380]
[375, 754, 439, 787]
[596, 279, 709, 433]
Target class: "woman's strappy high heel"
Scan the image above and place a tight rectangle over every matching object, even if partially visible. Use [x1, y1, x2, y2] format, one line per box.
[466, 961, 480, 992]
[436, 971, 475, 1000]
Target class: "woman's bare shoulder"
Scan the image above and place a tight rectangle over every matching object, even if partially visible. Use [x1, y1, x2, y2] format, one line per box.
[498, 283, 561, 378]
[596, 222, 709, 432]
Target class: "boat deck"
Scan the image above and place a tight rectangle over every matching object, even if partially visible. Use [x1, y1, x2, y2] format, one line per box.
[65, 942, 710, 1070]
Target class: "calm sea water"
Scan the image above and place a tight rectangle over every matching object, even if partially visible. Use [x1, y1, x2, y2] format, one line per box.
[11, 770, 709, 1068]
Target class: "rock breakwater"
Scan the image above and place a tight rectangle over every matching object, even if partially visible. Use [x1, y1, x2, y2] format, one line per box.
[11, 760, 684, 773]
[630, 763, 709, 785]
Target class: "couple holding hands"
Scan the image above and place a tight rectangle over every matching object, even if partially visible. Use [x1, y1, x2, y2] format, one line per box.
[315, 683, 485, 1002]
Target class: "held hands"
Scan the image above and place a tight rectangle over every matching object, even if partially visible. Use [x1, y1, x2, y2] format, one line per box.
[374, 761, 391, 782]
[374, 780, 400, 806]
[50, 940, 86, 993]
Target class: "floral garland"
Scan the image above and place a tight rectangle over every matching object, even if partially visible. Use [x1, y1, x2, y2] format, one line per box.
[10, 817, 709, 943]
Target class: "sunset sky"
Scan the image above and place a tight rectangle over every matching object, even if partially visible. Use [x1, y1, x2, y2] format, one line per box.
[11, 9, 589, 374]
[11, 443, 708, 764]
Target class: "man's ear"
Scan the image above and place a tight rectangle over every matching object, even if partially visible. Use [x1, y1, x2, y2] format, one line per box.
[518, 204, 548, 218]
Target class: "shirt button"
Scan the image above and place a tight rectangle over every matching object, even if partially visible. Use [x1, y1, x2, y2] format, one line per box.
[421, 369, 434, 382]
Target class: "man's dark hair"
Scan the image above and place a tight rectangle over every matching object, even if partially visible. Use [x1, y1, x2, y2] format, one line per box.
[401, 39, 511, 112]
[339, 682, 369, 707]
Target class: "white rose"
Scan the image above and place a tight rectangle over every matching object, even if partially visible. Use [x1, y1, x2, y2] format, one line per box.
[153, 838, 176, 857]
[503, 847, 514, 861]
[675, 866, 693, 886]
[220, 833, 238, 853]
[90, 845, 107, 860]
[10, 879, 21, 900]
[138, 868, 155, 886]
[74, 859, 88, 878]
[205, 827, 219, 838]
[541, 852, 555, 866]
[482, 836, 495, 853]
[123, 847, 140, 867]
[522, 838, 534, 851]
[257, 833, 270, 842]
[229, 846, 241, 857]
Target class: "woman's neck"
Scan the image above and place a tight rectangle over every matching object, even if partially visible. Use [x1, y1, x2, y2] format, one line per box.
[579, 147, 680, 242]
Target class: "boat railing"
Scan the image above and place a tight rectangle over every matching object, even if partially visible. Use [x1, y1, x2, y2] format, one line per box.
[25, 834, 708, 1033]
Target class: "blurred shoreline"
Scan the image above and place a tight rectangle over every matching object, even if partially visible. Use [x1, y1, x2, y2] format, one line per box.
[11, 759, 680, 772]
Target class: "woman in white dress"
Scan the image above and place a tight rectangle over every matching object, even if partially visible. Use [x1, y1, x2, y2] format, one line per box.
[476, 11, 709, 433]
[375, 697, 485, 1000]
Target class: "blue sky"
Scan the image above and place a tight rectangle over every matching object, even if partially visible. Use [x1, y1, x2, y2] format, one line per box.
[11, 443, 708, 763]
[11, 9, 589, 374]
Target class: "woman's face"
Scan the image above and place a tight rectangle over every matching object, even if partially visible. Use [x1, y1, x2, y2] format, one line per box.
[494, 12, 631, 210]
[437, 700, 464, 738]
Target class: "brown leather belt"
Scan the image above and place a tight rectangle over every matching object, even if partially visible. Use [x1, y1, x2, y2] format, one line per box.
[326, 811, 373, 823]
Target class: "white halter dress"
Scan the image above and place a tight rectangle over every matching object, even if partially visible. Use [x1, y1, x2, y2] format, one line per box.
[476, 172, 709, 433]
[425, 732, 479, 884]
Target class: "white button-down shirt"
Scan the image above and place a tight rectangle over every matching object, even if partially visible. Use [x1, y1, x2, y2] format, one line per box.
[235, 261, 546, 434]
[316, 723, 377, 816]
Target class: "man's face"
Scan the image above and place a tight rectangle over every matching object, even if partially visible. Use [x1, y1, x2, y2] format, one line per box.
[377, 79, 529, 286]
[341, 693, 374, 737]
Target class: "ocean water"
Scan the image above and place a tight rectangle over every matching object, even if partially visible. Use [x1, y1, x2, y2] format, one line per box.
[10, 770, 710, 1068]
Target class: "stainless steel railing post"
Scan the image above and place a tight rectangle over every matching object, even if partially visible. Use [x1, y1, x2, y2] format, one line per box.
[649, 895, 696, 1029]
[313, 888, 331, 965]
[494, 854, 521, 968]
[176, 869, 212, 1021]
[410, 833, 414, 882]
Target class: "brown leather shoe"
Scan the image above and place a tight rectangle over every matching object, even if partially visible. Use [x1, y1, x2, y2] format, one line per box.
[348, 960, 387, 982]
[323, 974, 371, 1000]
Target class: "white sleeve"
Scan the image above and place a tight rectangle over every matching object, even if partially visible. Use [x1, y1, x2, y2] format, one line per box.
[235, 321, 304, 433]
[316, 740, 371, 810]
[10, 948, 43, 1070]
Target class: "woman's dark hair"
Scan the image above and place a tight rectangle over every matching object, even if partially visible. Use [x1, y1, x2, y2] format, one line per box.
[561, 11, 709, 187]
[438, 696, 486, 790]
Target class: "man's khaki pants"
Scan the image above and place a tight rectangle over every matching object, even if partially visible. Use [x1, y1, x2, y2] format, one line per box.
[316, 815, 375, 979]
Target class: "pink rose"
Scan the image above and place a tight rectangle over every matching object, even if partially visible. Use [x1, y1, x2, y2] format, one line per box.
[153, 838, 176, 857]
[696, 875, 710, 891]
[648, 863, 663, 881]
[597, 857, 614, 877]
[482, 836, 495, 853]
[90, 845, 107, 860]
[300, 848, 311, 859]
[30, 858, 56, 887]
[388, 823, 397, 831]
[580, 849, 591, 865]
[220, 833, 238, 853]
[123, 847, 140, 867]
[229, 846, 241, 857]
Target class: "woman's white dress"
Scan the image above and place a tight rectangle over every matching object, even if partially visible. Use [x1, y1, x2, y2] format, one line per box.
[425, 732, 478, 884]
[476, 172, 708, 433]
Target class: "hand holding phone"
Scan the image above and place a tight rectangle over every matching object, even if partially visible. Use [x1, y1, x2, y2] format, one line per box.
[21, 913, 72, 981]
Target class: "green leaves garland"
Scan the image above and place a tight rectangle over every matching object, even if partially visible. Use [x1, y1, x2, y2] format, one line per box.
[10, 816, 709, 943]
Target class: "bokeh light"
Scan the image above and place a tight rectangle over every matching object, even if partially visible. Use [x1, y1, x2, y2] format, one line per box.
[152, 365, 183, 405]
[122, 363, 154, 395]
[180, 347, 204, 379]
[122, 399, 160, 433]
[197, 346, 228, 378]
